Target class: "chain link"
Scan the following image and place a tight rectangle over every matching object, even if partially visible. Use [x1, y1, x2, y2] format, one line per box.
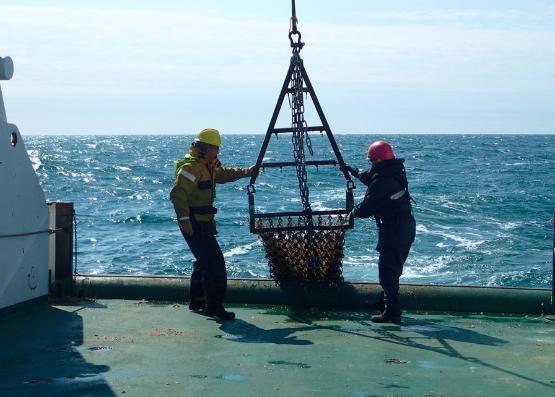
[290, 51, 312, 225]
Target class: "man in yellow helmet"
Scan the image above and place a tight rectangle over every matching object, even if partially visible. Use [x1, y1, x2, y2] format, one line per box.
[170, 128, 258, 320]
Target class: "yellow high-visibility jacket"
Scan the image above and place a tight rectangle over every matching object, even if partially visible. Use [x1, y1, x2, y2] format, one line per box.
[170, 160, 247, 226]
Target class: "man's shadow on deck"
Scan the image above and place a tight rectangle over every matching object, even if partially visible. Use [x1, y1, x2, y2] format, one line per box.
[0, 300, 115, 396]
[214, 315, 314, 345]
[291, 310, 554, 391]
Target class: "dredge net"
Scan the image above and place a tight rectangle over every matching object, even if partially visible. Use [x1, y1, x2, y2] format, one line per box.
[255, 215, 348, 283]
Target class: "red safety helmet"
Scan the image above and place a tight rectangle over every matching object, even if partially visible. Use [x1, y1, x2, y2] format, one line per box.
[367, 140, 395, 161]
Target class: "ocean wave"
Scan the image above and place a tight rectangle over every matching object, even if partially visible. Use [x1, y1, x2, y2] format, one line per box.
[23, 134, 554, 288]
[223, 240, 261, 258]
[489, 220, 521, 231]
[403, 255, 453, 279]
[126, 193, 153, 201]
[27, 149, 42, 171]
[486, 267, 550, 288]
[342, 255, 378, 266]
[416, 224, 486, 250]
[435, 196, 471, 214]
[311, 201, 335, 211]
[111, 214, 175, 224]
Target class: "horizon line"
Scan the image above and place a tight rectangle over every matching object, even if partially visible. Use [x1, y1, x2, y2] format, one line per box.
[24, 132, 555, 136]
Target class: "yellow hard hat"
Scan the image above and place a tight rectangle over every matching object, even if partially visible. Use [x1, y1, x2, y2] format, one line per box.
[195, 128, 221, 147]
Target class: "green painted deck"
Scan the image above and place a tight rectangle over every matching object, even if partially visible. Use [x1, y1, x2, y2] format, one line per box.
[1, 299, 554, 397]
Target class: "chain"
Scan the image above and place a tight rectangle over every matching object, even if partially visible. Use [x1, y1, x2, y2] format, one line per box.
[288, 0, 317, 266]
[290, 52, 313, 225]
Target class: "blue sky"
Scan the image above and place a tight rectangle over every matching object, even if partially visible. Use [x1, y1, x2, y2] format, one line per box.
[0, 0, 554, 134]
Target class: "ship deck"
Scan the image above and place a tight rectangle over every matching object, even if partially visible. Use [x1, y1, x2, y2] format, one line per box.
[1, 299, 554, 397]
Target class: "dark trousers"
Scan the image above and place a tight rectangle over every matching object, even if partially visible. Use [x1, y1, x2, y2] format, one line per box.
[377, 215, 415, 317]
[180, 222, 227, 309]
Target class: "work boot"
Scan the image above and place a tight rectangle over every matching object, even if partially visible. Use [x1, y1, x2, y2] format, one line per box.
[371, 312, 401, 325]
[189, 300, 204, 312]
[204, 305, 235, 321]
[364, 299, 385, 312]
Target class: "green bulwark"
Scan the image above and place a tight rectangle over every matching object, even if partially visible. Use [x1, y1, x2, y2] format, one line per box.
[75, 276, 553, 315]
[0, 276, 554, 396]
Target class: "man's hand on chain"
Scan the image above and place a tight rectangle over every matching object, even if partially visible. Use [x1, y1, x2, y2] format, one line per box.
[247, 165, 259, 178]
[345, 164, 360, 178]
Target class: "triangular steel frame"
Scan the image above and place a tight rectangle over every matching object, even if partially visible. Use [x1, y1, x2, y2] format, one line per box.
[247, 56, 355, 233]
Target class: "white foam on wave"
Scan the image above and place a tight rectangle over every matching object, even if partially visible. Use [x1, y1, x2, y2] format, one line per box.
[402, 255, 454, 279]
[316, 190, 345, 201]
[224, 240, 261, 258]
[416, 205, 444, 216]
[497, 221, 521, 231]
[311, 201, 334, 211]
[342, 255, 378, 266]
[482, 216, 522, 232]
[416, 224, 430, 233]
[485, 268, 542, 287]
[27, 149, 42, 171]
[416, 223, 486, 249]
[441, 232, 485, 249]
[86, 261, 106, 275]
[439, 201, 470, 213]
[124, 191, 152, 201]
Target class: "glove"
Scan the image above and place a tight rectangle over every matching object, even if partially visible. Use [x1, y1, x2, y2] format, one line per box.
[345, 164, 360, 178]
[247, 165, 260, 178]
[211, 158, 222, 168]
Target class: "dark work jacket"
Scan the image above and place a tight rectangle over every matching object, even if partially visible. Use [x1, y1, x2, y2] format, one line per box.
[353, 158, 415, 251]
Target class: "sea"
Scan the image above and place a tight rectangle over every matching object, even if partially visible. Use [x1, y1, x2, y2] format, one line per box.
[25, 134, 554, 288]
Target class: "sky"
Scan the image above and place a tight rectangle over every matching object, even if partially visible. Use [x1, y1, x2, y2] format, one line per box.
[0, 0, 554, 134]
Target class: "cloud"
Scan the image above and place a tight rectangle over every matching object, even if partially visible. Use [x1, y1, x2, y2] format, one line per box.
[1, 4, 554, 98]
[360, 8, 548, 26]
[1, 3, 554, 133]
[0, 5, 287, 96]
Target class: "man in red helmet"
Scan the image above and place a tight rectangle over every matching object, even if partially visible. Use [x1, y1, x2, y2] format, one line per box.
[345, 140, 416, 324]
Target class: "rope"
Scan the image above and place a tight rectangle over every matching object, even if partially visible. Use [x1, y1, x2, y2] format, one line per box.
[0, 228, 63, 239]
[74, 209, 79, 276]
